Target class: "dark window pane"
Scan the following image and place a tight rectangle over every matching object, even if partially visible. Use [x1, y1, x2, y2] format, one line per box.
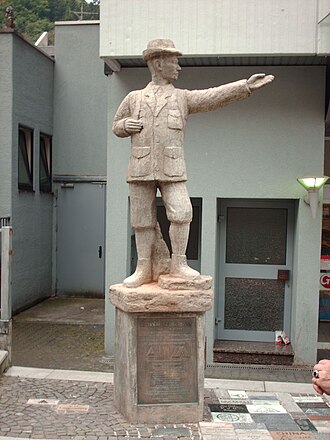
[226, 207, 287, 265]
[39, 135, 52, 193]
[18, 127, 33, 191]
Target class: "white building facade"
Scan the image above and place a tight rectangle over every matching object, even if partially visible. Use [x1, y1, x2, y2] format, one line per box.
[100, 0, 330, 365]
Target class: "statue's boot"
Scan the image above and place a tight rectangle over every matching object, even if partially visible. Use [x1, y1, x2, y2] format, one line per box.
[123, 258, 152, 288]
[170, 254, 200, 279]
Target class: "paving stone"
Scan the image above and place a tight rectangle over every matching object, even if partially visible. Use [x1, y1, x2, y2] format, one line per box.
[297, 402, 329, 408]
[27, 398, 59, 405]
[292, 396, 324, 403]
[275, 392, 295, 401]
[199, 421, 237, 440]
[250, 400, 281, 405]
[294, 418, 317, 432]
[251, 414, 301, 431]
[218, 399, 252, 405]
[270, 433, 316, 439]
[301, 407, 330, 416]
[236, 428, 273, 439]
[281, 402, 304, 413]
[152, 427, 191, 437]
[213, 389, 230, 399]
[247, 393, 278, 400]
[211, 413, 254, 424]
[247, 404, 287, 414]
[228, 390, 249, 399]
[308, 415, 330, 421]
[209, 403, 248, 413]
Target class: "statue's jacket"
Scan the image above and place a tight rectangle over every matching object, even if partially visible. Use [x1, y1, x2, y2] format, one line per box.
[112, 79, 251, 183]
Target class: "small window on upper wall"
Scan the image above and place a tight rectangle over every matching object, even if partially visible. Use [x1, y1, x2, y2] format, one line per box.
[39, 134, 52, 193]
[18, 126, 34, 191]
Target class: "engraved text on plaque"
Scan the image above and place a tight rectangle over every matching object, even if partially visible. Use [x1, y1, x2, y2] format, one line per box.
[137, 316, 198, 405]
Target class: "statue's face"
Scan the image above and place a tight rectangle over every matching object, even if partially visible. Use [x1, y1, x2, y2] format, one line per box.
[159, 56, 181, 83]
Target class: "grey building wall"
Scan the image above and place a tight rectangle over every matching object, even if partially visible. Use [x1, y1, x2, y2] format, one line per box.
[0, 33, 13, 220]
[10, 33, 54, 312]
[105, 65, 325, 365]
[53, 22, 107, 177]
[52, 22, 108, 297]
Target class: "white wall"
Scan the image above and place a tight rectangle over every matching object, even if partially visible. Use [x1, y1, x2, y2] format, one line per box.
[105, 65, 325, 365]
[100, 0, 325, 59]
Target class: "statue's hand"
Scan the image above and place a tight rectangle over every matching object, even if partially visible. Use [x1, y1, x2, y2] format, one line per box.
[247, 73, 274, 91]
[124, 118, 143, 134]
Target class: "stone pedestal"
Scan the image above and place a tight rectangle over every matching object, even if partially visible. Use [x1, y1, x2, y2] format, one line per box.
[109, 280, 213, 424]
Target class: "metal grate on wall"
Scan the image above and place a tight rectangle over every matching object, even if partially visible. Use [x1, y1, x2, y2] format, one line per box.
[206, 363, 311, 372]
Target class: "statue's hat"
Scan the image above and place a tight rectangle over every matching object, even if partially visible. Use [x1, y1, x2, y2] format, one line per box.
[142, 39, 182, 61]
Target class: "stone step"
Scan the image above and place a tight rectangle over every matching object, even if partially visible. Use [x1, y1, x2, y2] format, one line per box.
[0, 350, 9, 374]
[213, 340, 294, 365]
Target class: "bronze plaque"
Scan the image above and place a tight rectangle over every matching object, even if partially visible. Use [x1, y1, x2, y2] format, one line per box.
[137, 316, 198, 405]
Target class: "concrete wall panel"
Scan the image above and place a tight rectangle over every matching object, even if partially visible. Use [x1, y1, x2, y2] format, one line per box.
[101, 0, 320, 58]
[11, 35, 54, 312]
[0, 34, 13, 219]
[53, 23, 107, 177]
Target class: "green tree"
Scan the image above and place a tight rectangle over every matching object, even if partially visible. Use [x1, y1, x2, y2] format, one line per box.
[0, 0, 99, 43]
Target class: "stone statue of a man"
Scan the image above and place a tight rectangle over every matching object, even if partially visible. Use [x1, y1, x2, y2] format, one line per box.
[113, 39, 274, 288]
[4, 6, 15, 29]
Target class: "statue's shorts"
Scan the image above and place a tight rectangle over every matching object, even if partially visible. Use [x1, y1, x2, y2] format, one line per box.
[129, 181, 193, 229]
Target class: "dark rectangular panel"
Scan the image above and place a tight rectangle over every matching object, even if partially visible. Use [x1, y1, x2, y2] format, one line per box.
[226, 207, 287, 265]
[137, 316, 198, 405]
[224, 278, 285, 331]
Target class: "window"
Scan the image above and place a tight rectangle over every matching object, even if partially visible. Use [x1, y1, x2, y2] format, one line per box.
[39, 134, 52, 193]
[18, 126, 33, 191]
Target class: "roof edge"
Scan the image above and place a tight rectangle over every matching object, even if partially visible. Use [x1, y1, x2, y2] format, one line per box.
[55, 20, 100, 26]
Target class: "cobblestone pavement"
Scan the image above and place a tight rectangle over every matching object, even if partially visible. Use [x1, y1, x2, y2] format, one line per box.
[6, 297, 329, 439]
[0, 368, 329, 440]
[11, 298, 326, 382]
[12, 320, 314, 383]
[12, 322, 113, 372]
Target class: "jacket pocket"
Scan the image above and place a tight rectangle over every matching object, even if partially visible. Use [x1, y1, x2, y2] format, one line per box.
[168, 109, 183, 130]
[129, 146, 151, 177]
[163, 146, 184, 177]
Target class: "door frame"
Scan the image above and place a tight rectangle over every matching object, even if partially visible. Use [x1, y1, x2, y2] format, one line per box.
[216, 198, 294, 342]
[56, 181, 106, 296]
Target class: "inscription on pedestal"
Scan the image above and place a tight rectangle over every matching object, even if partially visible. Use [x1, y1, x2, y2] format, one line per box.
[137, 316, 198, 405]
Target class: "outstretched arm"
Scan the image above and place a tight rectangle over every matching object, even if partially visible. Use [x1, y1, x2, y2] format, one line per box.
[186, 74, 274, 114]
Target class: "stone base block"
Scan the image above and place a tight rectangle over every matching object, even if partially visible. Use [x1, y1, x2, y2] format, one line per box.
[110, 285, 213, 424]
[158, 274, 212, 291]
[113, 308, 206, 423]
[109, 281, 213, 313]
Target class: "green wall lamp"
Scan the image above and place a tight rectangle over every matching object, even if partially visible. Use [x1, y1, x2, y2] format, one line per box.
[297, 176, 329, 219]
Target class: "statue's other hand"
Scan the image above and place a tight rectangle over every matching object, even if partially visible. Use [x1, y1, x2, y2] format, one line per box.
[247, 73, 274, 91]
[124, 118, 143, 134]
